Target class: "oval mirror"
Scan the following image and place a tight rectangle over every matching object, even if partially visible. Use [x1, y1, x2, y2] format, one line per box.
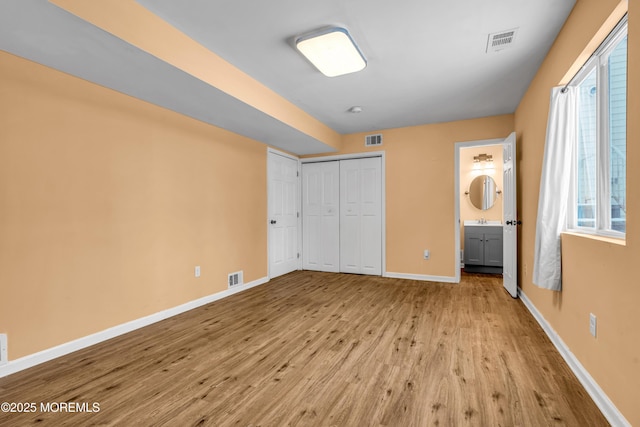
[468, 175, 497, 210]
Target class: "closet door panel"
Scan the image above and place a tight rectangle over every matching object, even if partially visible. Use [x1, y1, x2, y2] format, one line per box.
[302, 162, 339, 272]
[340, 160, 362, 274]
[320, 164, 340, 271]
[340, 158, 382, 275]
[360, 158, 382, 275]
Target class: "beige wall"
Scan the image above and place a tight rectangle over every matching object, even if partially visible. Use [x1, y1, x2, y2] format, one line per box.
[0, 51, 268, 360]
[515, 0, 638, 423]
[308, 115, 514, 278]
[3, 0, 637, 422]
[0, 47, 513, 361]
[51, 0, 342, 151]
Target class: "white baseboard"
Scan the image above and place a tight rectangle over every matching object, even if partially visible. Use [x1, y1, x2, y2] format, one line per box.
[0, 276, 269, 379]
[384, 271, 457, 283]
[518, 289, 630, 427]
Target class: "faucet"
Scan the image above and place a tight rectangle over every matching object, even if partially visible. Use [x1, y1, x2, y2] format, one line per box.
[479, 217, 486, 224]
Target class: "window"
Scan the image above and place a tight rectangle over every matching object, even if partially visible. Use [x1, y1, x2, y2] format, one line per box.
[569, 16, 627, 237]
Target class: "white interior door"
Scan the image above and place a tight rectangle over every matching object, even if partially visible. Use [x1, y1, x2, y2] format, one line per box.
[340, 158, 382, 275]
[302, 162, 339, 272]
[268, 151, 299, 278]
[502, 132, 518, 297]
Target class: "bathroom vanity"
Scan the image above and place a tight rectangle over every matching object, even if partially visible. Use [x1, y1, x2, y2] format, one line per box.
[463, 221, 503, 274]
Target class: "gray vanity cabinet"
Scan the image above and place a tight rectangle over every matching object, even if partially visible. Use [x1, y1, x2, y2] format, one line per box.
[464, 225, 503, 274]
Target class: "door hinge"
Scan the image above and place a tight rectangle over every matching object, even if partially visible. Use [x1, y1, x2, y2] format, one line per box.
[297, 171, 299, 177]
[297, 212, 300, 218]
[297, 252, 300, 259]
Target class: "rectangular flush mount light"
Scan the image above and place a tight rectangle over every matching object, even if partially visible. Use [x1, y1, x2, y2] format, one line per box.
[295, 27, 367, 77]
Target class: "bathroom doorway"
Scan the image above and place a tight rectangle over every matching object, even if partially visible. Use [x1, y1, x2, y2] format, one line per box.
[454, 133, 518, 297]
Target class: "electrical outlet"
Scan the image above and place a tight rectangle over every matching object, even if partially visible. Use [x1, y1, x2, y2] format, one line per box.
[589, 313, 597, 337]
[195, 266, 201, 278]
[0, 334, 7, 365]
[423, 250, 430, 260]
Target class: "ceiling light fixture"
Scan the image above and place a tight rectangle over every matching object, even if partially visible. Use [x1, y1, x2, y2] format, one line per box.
[295, 27, 367, 77]
[348, 106, 363, 113]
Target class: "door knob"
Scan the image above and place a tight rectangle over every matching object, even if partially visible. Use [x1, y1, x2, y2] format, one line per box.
[270, 220, 277, 224]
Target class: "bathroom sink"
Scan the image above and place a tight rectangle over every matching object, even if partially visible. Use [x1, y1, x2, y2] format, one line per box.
[463, 220, 502, 226]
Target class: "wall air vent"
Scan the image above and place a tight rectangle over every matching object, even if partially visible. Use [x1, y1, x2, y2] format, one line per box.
[486, 28, 518, 53]
[228, 271, 243, 288]
[365, 134, 383, 147]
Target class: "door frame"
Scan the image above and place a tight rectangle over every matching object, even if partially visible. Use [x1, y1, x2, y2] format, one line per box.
[300, 151, 386, 276]
[267, 147, 301, 279]
[454, 138, 505, 284]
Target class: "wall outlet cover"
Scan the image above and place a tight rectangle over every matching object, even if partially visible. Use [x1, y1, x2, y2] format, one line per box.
[195, 266, 201, 278]
[589, 313, 597, 337]
[0, 334, 7, 365]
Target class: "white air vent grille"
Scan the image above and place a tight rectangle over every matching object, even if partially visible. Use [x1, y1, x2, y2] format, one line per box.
[228, 271, 243, 288]
[365, 134, 383, 147]
[486, 28, 518, 53]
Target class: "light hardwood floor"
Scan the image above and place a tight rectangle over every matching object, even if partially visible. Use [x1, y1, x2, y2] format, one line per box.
[0, 271, 608, 426]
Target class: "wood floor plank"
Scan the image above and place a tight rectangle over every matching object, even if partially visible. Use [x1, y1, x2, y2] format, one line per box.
[0, 271, 609, 426]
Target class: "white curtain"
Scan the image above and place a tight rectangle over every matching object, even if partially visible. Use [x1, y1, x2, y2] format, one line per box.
[533, 86, 577, 291]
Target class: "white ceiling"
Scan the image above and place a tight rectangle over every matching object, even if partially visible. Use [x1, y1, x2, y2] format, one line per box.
[1, 0, 576, 155]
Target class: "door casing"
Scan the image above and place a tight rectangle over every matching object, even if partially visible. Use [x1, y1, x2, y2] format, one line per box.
[454, 136, 517, 289]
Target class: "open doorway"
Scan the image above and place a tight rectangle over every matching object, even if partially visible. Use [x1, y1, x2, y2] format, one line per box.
[454, 133, 518, 297]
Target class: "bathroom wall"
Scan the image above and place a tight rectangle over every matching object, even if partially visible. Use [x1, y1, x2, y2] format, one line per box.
[460, 144, 503, 250]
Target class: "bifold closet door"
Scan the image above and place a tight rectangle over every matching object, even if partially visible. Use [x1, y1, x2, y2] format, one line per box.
[302, 162, 340, 272]
[340, 157, 382, 275]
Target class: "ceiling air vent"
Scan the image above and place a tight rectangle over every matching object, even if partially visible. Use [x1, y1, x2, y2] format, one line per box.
[486, 28, 518, 53]
[365, 134, 383, 147]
